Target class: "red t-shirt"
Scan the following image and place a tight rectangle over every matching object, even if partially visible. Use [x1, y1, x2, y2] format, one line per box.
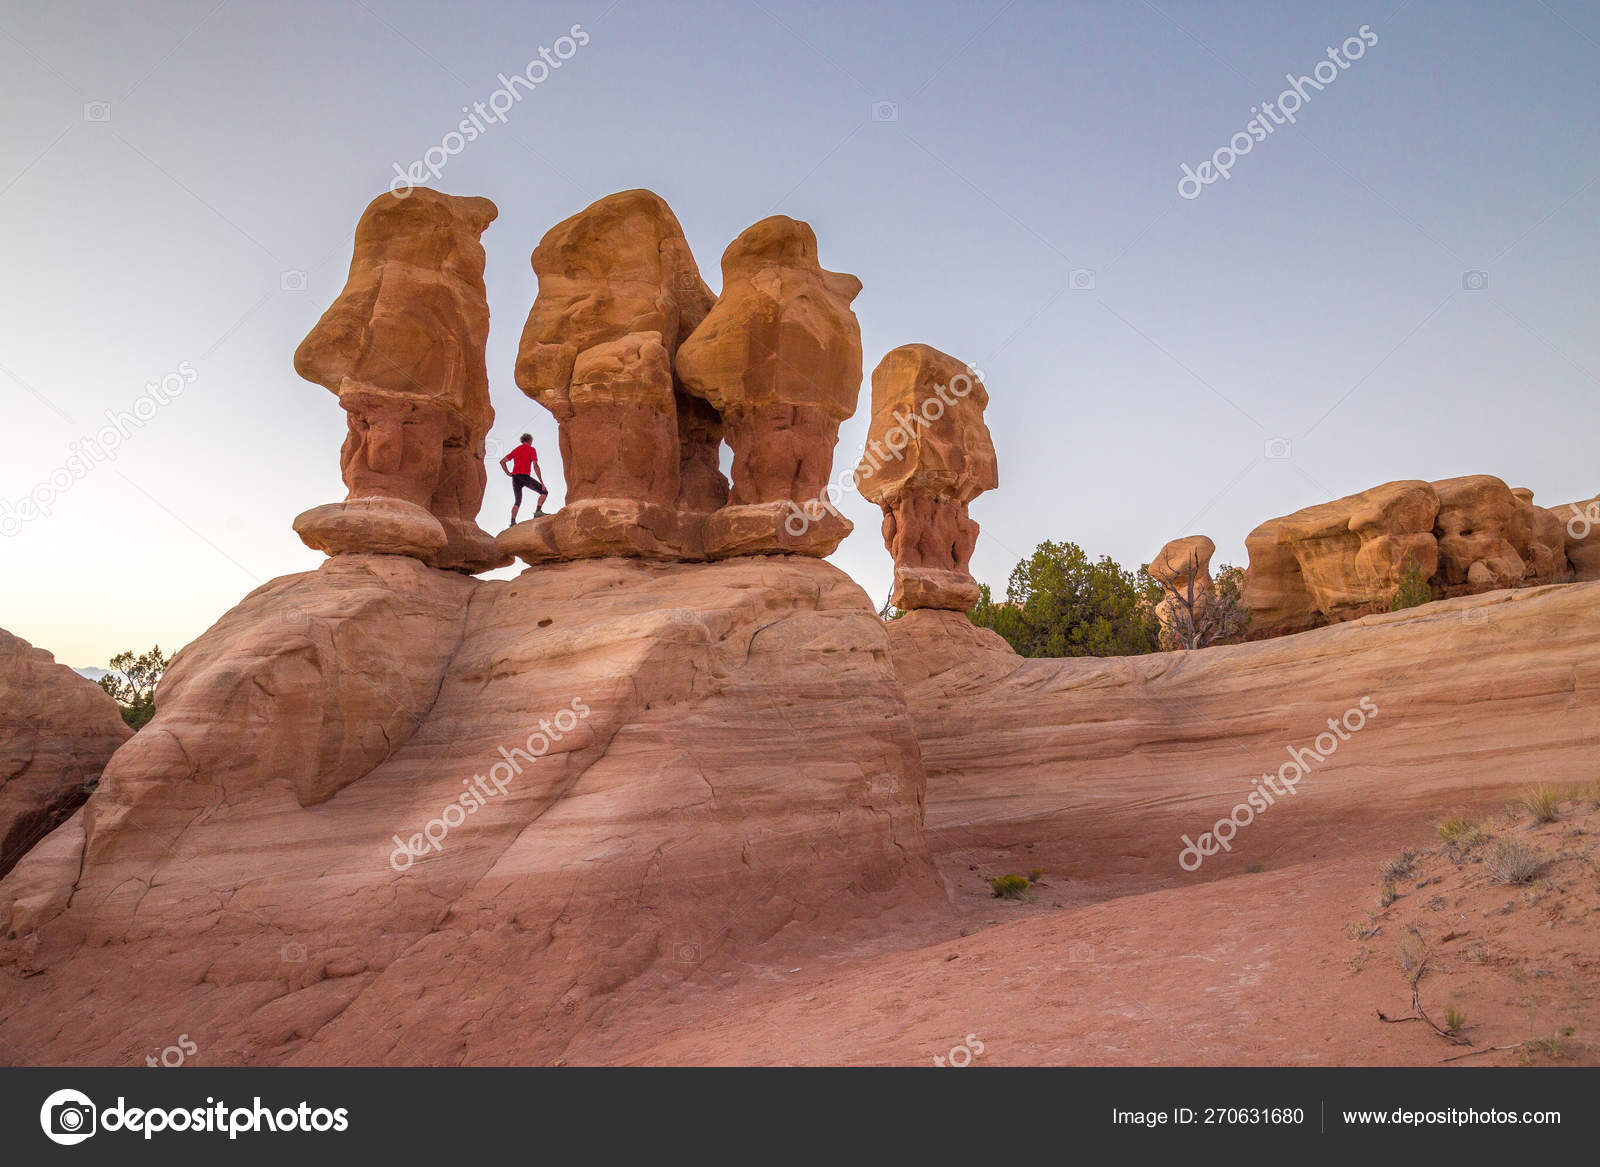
[509, 444, 538, 476]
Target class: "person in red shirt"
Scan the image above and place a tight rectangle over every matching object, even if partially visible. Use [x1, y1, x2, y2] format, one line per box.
[498, 433, 548, 525]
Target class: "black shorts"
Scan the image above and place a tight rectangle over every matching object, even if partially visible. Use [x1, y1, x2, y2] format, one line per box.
[511, 473, 546, 504]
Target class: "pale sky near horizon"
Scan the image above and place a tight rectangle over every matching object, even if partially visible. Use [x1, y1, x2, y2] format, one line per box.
[3, 0, 1597, 668]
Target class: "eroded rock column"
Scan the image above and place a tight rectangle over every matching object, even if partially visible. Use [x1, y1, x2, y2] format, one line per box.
[500, 189, 718, 563]
[677, 216, 863, 558]
[292, 188, 508, 574]
[855, 344, 997, 610]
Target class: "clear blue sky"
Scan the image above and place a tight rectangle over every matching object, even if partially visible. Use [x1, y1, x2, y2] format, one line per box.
[3, 0, 1597, 666]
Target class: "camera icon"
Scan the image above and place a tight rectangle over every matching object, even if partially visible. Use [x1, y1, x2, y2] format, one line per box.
[1068, 942, 1096, 963]
[40, 1089, 97, 1145]
[280, 941, 307, 962]
[280, 269, 308, 292]
[1462, 270, 1489, 291]
[871, 101, 899, 122]
[1069, 268, 1096, 291]
[1461, 606, 1491, 626]
[280, 604, 309, 628]
[1264, 437, 1292, 460]
[675, 271, 701, 290]
[673, 941, 701, 964]
[82, 101, 111, 122]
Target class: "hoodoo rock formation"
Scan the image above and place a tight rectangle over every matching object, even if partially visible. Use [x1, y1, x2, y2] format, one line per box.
[0, 188, 949, 1066]
[292, 188, 509, 575]
[1148, 534, 1216, 643]
[500, 196, 864, 563]
[502, 189, 720, 563]
[856, 344, 997, 611]
[677, 215, 864, 559]
[1240, 474, 1575, 639]
[0, 630, 131, 879]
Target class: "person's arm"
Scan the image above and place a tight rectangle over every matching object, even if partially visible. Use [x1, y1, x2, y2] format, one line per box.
[498, 451, 513, 477]
[532, 456, 543, 481]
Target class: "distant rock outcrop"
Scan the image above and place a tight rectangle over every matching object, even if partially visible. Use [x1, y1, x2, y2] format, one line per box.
[1148, 534, 1216, 642]
[1554, 493, 1600, 581]
[1240, 475, 1574, 639]
[0, 629, 131, 879]
[856, 344, 997, 611]
[292, 188, 508, 574]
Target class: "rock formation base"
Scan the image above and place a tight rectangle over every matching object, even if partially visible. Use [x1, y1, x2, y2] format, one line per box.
[0, 554, 943, 1065]
[891, 566, 980, 611]
[294, 498, 447, 559]
[497, 498, 697, 564]
[702, 502, 851, 560]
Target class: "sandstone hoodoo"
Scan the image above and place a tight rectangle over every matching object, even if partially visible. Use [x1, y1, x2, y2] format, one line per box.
[856, 344, 998, 612]
[500, 194, 867, 565]
[0, 555, 944, 1065]
[0, 630, 132, 879]
[292, 188, 509, 575]
[1148, 534, 1216, 644]
[1240, 474, 1576, 639]
[0, 187, 950, 1066]
[677, 215, 865, 559]
[502, 189, 720, 563]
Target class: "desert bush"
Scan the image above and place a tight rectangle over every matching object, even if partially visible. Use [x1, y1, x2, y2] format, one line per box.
[968, 541, 1159, 657]
[1520, 784, 1560, 824]
[1521, 1029, 1575, 1063]
[1148, 556, 1252, 650]
[1485, 840, 1541, 885]
[1389, 554, 1433, 611]
[1379, 848, 1420, 883]
[1397, 930, 1429, 984]
[1443, 1004, 1467, 1032]
[989, 874, 1030, 899]
[1437, 816, 1484, 846]
[97, 644, 170, 730]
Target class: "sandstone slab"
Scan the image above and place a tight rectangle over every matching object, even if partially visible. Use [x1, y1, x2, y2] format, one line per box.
[0, 630, 131, 879]
[0, 557, 943, 1065]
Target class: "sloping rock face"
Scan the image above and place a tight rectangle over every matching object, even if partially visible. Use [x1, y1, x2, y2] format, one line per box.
[1241, 475, 1573, 638]
[889, 583, 1600, 888]
[293, 188, 507, 574]
[0, 556, 943, 1065]
[856, 345, 997, 611]
[0, 630, 131, 879]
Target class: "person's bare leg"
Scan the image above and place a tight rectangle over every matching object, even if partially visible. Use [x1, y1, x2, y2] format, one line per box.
[535, 490, 547, 517]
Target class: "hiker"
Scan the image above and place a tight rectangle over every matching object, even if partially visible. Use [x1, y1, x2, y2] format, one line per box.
[499, 432, 549, 525]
